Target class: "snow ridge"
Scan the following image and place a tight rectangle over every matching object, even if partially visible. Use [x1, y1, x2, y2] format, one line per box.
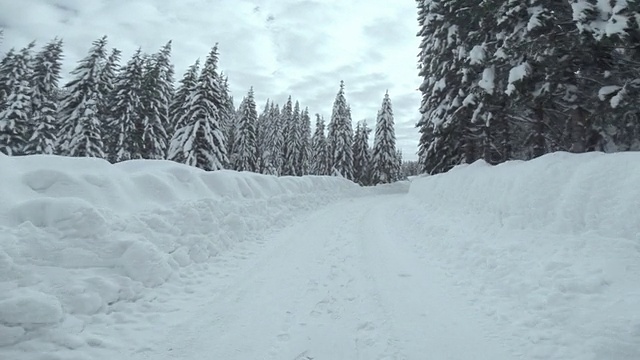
[0, 154, 361, 356]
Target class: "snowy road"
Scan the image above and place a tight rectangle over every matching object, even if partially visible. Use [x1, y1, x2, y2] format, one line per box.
[3, 153, 639, 359]
[126, 194, 513, 360]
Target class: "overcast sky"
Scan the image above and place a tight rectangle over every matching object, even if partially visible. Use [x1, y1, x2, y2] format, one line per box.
[0, 0, 422, 159]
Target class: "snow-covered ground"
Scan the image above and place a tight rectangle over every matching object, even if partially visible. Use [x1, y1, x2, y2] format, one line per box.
[0, 152, 638, 359]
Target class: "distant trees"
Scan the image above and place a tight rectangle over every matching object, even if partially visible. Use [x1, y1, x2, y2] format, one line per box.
[0, 36, 408, 185]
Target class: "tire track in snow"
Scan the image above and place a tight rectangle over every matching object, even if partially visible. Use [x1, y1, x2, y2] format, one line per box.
[125, 194, 515, 360]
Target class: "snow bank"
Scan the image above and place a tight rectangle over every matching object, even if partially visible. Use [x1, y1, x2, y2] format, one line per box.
[406, 152, 640, 359]
[0, 154, 362, 353]
[410, 151, 639, 239]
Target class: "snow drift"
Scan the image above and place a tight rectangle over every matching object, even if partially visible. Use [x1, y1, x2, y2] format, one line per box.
[406, 152, 640, 359]
[0, 154, 362, 351]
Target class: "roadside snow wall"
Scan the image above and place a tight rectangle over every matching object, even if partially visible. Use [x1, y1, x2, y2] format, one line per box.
[0, 154, 361, 347]
[406, 151, 640, 359]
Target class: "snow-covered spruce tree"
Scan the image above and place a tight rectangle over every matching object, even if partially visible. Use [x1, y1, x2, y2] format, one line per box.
[106, 48, 145, 162]
[287, 100, 304, 176]
[280, 96, 296, 176]
[262, 102, 282, 175]
[169, 59, 200, 135]
[24, 38, 63, 155]
[327, 81, 353, 180]
[219, 74, 237, 159]
[97, 47, 121, 126]
[416, 0, 478, 174]
[371, 91, 397, 185]
[393, 149, 404, 181]
[310, 114, 329, 175]
[168, 46, 228, 170]
[233, 87, 258, 172]
[352, 120, 372, 186]
[228, 97, 245, 168]
[0, 44, 34, 155]
[57, 36, 109, 158]
[298, 106, 312, 175]
[0, 49, 16, 112]
[568, 1, 640, 152]
[457, 0, 516, 164]
[256, 99, 270, 173]
[139, 42, 173, 159]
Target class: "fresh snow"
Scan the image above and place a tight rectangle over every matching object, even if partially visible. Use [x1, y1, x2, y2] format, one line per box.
[1, 152, 639, 359]
[468, 45, 485, 65]
[506, 62, 531, 95]
[478, 66, 495, 94]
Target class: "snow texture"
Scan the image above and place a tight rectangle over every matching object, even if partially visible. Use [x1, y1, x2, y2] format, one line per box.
[0, 153, 360, 359]
[1, 152, 639, 359]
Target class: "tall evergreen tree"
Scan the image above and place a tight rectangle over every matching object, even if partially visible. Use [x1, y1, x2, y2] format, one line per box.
[352, 120, 372, 186]
[280, 96, 296, 176]
[262, 102, 282, 175]
[233, 87, 258, 172]
[219, 74, 237, 158]
[107, 49, 145, 162]
[0, 49, 16, 112]
[416, 1, 478, 174]
[139, 43, 173, 159]
[24, 39, 63, 155]
[327, 81, 354, 179]
[0, 44, 34, 155]
[168, 46, 228, 170]
[57, 36, 109, 157]
[256, 99, 270, 173]
[310, 114, 329, 175]
[97, 47, 121, 122]
[285, 100, 304, 176]
[298, 106, 312, 175]
[169, 59, 200, 134]
[372, 91, 397, 184]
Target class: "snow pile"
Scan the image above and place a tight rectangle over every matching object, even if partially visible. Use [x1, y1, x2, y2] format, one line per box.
[0, 154, 361, 352]
[407, 152, 640, 359]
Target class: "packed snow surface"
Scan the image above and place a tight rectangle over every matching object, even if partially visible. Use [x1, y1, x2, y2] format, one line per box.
[0, 152, 638, 359]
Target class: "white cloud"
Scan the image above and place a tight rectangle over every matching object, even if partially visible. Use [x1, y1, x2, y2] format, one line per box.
[0, 0, 422, 159]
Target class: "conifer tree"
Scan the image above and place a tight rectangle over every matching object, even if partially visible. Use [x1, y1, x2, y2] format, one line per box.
[256, 99, 270, 173]
[372, 91, 397, 184]
[169, 60, 200, 134]
[286, 100, 304, 176]
[0, 49, 16, 112]
[394, 149, 404, 181]
[219, 74, 237, 157]
[280, 96, 296, 176]
[57, 36, 109, 158]
[139, 43, 173, 159]
[24, 38, 63, 155]
[233, 87, 258, 172]
[97, 47, 121, 122]
[352, 120, 372, 186]
[262, 102, 282, 175]
[298, 106, 312, 175]
[327, 81, 353, 180]
[168, 46, 228, 170]
[107, 49, 144, 162]
[0, 44, 34, 155]
[416, 0, 477, 174]
[310, 114, 329, 175]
